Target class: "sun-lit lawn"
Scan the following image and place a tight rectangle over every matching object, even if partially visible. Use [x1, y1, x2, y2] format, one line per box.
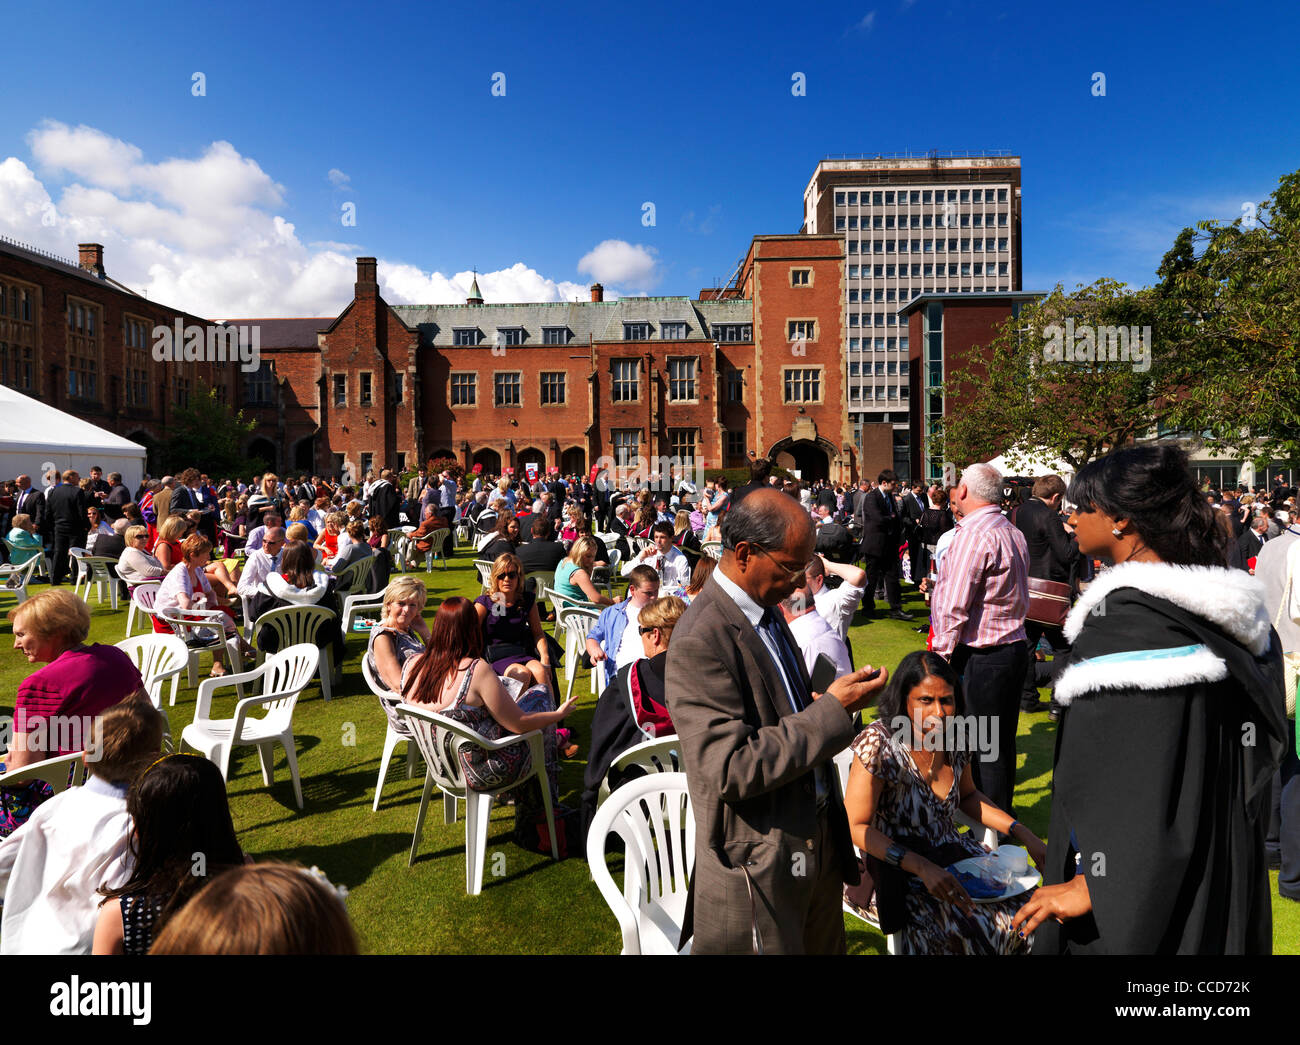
[1, 559, 1295, 954]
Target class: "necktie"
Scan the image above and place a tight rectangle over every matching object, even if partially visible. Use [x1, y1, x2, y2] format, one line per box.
[758, 608, 808, 713]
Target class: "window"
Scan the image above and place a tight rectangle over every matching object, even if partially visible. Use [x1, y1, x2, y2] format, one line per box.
[397, 452, 407, 472]
[494, 372, 521, 406]
[542, 326, 569, 345]
[787, 319, 816, 343]
[999, 212, 1009, 226]
[612, 429, 640, 467]
[848, 192, 858, 205]
[726, 430, 746, 463]
[66, 298, 100, 401]
[497, 327, 524, 347]
[611, 359, 639, 402]
[360, 452, 374, 477]
[661, 322, 687, 339]
[999, 238, 1008, 251]
[392, 372, 404, 403]
[790, 268, 811, 286]
[360, 372, 373, 407]
[836, 217, 847, 231]
[452, 328, 480, 346]
[923, 191, 932, 203]
[173, 375, 191, 407]
[713, 323, 751, 343]
[244, 363, 274, 407]
[835, 192, 845, 206]
[783, 367, 821, 404]
[123, 316, 151, 408]
[450, 372, 477, 406]
[725, 367, 744, 402]
[540, 371, 566, 405]
[333, 374, 347, 406]
[973, 213, 983, 227]
[998, 188, 1008, 202]
[668, 428, 696, 462]
[623, 322, 651, 341]
[668, 358, 698, 401]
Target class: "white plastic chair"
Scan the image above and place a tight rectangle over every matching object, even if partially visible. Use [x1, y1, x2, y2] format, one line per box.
[587, 771, 695, 955]
[3, 539, 48, 581]
[180, 643, 319, 809]
[473, 559, 495, 590]
[0, 751, 89, 794]
[597, 735, 681, 805]
[72, 552, 121, 610]
[390, 527, 416, 573]
[332, 557, 383, 638]
[423, 528, 450, 571]
[251, 604, 338, 701]
[395, 702, 558, 895]
[0, 555, 41, 607]
[124, 581, 162, 638]
[524, 569, 555, 611]
[152, 607, 244, 693]
[702, 541, 722, 560]
[555, 604, 600, 701]
[362, 654, 422, 811]
[115, 633, 189, 744]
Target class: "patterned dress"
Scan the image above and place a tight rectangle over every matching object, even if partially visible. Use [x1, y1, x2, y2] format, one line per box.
[846, 720, 1033, 955]
[120, 894, 164, 955]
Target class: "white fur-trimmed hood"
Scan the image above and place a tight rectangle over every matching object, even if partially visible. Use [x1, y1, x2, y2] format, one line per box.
[1064, 560, 1271, 657]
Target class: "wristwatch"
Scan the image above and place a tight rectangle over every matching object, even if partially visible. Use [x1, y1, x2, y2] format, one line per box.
[885, 842, 906, 868]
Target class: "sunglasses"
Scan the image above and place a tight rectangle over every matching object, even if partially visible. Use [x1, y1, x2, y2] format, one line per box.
[499, 570, 519, 580]
[638, 625, 659, 635]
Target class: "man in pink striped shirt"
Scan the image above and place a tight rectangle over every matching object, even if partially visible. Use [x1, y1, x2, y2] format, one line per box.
[931, 462, 1029, 816]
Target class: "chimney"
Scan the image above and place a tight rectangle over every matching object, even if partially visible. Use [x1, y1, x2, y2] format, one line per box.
[78, 243, 105, 278]
[590, 283, 604, 303]
[355, 256, 378, 296]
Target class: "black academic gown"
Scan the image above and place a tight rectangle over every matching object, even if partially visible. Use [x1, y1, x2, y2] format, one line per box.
[1037, 571, 1286, 955]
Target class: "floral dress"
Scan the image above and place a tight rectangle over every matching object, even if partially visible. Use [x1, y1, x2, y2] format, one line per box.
[846, 720, 1032, 955]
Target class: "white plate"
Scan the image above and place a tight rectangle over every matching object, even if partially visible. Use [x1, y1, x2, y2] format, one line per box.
[948, 855, 1041, 903]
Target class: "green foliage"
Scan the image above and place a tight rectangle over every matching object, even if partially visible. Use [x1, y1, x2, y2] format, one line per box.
[939, 167, 1300, 472]
[164, 383, 262, 476]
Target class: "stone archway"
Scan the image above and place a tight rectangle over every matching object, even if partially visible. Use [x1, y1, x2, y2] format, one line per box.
[247, 437, 278, 473]
[472, 447, 502, 477]
[560, 446, 585, 477]
[767, 437, 832, 482]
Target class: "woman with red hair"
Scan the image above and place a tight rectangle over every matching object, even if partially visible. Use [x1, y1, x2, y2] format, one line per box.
[402, 597, 576, 830]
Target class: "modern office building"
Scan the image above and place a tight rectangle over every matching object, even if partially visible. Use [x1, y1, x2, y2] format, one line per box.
[802, 155, 1023, 478]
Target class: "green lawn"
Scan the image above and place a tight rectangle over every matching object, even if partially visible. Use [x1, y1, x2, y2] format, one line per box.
[2, 561, 1296, 955]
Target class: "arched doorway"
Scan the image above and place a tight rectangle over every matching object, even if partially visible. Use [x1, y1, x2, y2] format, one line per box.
[247, 437, 277, 473]
[560, 446, 585, 477]
[768, 438, 831, 482]
[517, 446, 546, 482]
[471, 447, 501, 477]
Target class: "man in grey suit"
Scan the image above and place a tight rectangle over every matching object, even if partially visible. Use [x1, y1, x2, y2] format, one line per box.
[665, 489, 888, 954]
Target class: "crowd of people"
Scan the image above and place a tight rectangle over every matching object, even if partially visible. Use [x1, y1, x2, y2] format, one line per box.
[1, 450, 1297, 956]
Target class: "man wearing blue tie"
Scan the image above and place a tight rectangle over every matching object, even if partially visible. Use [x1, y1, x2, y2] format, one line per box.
[666, 490, 888, 953]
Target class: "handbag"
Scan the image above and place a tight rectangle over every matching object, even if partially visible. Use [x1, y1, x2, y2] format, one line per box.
[1271, 549, 1298, 718]
[1025, 576, 1073, 629]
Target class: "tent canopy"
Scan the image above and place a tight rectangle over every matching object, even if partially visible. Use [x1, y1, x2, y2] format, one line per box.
[985, 449, 1076, 479]
[0, 386, 148, 491]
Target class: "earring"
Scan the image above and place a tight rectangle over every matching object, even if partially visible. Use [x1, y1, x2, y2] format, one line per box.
[1111, 528, 1122, 537]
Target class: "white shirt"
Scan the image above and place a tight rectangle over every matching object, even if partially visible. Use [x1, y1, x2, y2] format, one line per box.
[787, 608, 853, 680]
[814, 580, 864, 643]
[620, 544, 692, 589]
[615, 603, 645, 674]
[237, 547, 281, 597]
[0, 775, 132, 955]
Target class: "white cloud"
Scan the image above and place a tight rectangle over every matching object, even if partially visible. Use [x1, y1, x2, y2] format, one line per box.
[851, 10, 877, 31]
[327, 168, 351, 187]
[0, 122, 605, 317]
[577, 239, 659, 289]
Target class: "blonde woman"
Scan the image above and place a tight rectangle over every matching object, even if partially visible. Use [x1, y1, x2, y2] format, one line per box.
[367, 576, 430, 695]
[313, 511, 345, 567]
[472, 553, 553, 692]
[554, 536, 620, 606]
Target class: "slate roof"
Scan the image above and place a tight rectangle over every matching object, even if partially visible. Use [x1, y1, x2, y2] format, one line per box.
[390, 296, 752, 348]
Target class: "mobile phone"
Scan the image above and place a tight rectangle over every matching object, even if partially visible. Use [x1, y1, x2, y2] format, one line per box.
[810, 653, 839, 694]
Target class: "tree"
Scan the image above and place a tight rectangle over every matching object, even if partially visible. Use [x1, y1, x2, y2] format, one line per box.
[937, 167, 1300, 474]
[165, 383, 262, 476]
[938, 280, 1195, 472]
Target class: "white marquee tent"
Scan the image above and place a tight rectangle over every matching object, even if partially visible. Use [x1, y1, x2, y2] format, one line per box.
[0, 386, 148, 491]
[985, 450, 1077, 479]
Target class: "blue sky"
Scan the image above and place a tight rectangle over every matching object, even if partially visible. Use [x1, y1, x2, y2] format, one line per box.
[1, 0, 1296, 317]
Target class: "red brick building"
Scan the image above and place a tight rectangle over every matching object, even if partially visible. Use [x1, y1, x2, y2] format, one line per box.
[0, 233, 861, 484]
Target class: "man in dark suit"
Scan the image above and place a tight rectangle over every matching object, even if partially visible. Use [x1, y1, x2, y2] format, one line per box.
[170, 468, 218, 542]
[1014, 474, 1080, 713]
[1238, 515, 1269, 567]
[12, 475, 47, 537]
[46, 469, 89, 585]
[665, 490, 887, 954]
[854, 469, 912, 620]
[518, 516, 566, 578]
[366, 469, 403, 529]
[103, 472, 132, 521]
[899, 480, 928, 584]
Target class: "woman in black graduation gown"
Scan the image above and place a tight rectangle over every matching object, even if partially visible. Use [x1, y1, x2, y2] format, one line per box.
[1014, 445, 1287, 954]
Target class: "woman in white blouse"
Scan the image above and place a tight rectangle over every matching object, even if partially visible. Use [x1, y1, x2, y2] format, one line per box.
[155, 533, 248, 675]
[116, 525, 165, 587]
